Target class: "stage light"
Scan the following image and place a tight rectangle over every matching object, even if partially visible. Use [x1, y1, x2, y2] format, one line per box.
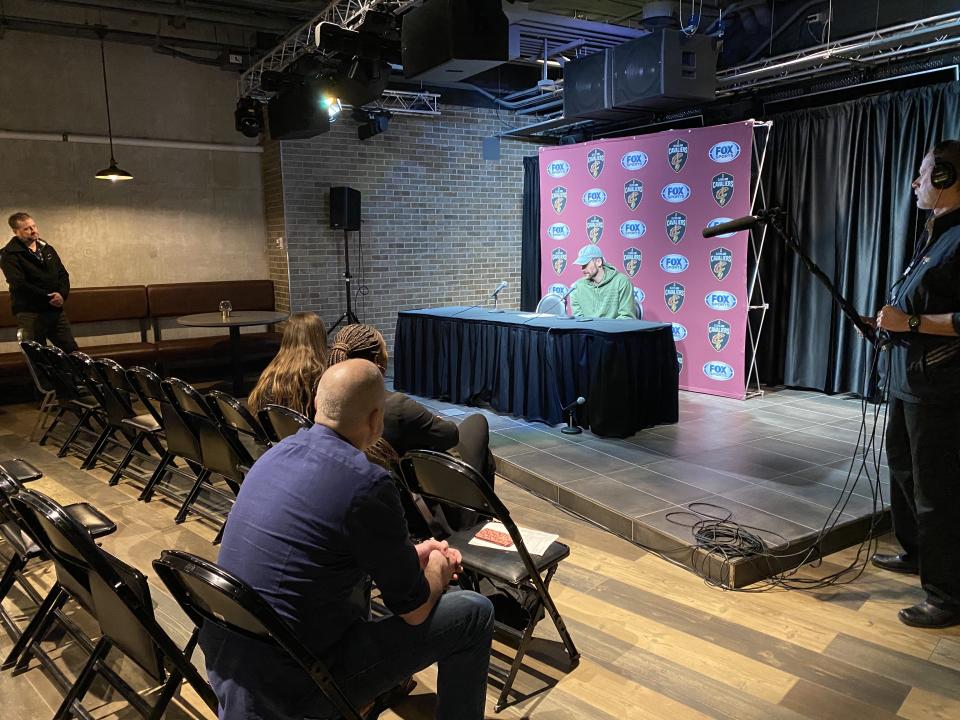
[234, 97, 263, 138]
[320, 95, 343, 119]
[358, 112, 390, 141]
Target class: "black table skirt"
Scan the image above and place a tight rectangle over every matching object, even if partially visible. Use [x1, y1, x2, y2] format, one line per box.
[394, 309, 679, 438]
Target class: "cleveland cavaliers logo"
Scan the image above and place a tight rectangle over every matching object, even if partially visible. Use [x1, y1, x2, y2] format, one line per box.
[623, 247, 642, 278]
[668, 139, 688, 173]
[665, 212, 687, 244]
[712, 173, 734, 207]
[624, 179, 643, 211]
[710, 247, 733, 281]
[664, 282, 685, 313]
[587, 148, 605, 179]
[708, 319, 731, 351]
[551, 248, 567, 275]
[586, 215, 604, 244]
[551, 186, 567, 214]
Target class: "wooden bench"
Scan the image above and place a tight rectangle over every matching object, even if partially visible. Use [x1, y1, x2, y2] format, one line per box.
[0, 285, 155, 374]
[1, 280, 281, 380]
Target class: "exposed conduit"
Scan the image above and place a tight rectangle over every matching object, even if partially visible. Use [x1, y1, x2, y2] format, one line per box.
[0, 130, 263, 154]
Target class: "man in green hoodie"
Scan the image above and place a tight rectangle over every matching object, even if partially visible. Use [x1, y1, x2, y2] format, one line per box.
[570, 244, 637, 320]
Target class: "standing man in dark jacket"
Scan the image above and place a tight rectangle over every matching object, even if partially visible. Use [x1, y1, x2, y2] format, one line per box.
[870, 140, 960, 628]
[1, 212, 77, 351]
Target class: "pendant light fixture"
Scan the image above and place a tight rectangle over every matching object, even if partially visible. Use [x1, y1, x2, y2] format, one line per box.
[94, 31, 133, 182]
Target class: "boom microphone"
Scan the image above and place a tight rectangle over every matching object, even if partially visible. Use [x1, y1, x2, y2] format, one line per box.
[701, 207, 783, 238]
[702, 215, 760, 238]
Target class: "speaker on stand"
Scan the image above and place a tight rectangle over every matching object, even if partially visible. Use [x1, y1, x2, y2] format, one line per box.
[329, 186, 362, 331]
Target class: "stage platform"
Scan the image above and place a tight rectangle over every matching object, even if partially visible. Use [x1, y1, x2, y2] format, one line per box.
[399, 385, 891, 589]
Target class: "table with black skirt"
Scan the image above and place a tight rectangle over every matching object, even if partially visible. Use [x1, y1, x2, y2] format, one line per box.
[393, 306, 679, 438]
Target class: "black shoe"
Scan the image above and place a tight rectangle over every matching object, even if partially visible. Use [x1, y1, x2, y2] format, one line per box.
[870, 552, 919, 575]
[898, 601, 960, 629]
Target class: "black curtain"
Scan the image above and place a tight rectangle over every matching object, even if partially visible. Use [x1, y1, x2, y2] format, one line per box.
[520, 155, 541, 312]
[755, 82, 960, 394]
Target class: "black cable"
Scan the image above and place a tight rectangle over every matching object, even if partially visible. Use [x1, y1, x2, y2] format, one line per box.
[674, 345, 889, 593]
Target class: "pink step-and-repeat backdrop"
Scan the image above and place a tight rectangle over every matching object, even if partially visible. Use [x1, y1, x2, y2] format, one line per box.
[538, 120, 755, 399]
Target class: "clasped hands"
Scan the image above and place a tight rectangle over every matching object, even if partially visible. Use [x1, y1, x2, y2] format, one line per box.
[416, 538, 463, 584]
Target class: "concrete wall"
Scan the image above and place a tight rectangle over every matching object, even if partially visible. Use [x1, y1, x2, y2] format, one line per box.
[0, 31, 267, 292]
[271, 105, 535, 349]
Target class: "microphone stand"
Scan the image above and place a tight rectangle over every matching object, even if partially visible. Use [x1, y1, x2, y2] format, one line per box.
[560, 398, 585, 435]
[330, 229, 359, 332]
[759, 210, 879, 344]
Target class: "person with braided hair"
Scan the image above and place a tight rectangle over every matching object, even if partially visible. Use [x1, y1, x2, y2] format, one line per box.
[327, 324, 497, 490]
[248, 312, 328, 417]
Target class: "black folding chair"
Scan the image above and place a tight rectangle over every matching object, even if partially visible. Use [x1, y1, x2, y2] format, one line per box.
[0, 464, 116, 644]
[152, 549, 364, 720]
[162, 379, 251, 531]
[94, 359, 165, 486]
[258, 403, 313, 443]
[8, 489, 218, 720]
[207, 390, 272, 457]
[399, 450, 580, 712]
[19, 339, 58, 441]
[70, 352, 128, 471]
[128, 368, 208, 506]
[35, 345, 102, 457]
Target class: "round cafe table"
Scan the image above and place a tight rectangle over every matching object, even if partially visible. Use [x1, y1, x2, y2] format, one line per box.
[177, 311, 288, 395]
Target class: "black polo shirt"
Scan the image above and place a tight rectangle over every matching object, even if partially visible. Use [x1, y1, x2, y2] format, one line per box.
[200, 424, 429, 719]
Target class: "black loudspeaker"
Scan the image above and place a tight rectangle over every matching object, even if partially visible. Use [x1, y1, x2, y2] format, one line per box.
[330, 187, 361, 231]
[563, 50, 622, 120]
[932, 160, 957, 189]
[611, 30, 717, 110]
[267, 84, 330, 140]
[401, 0, 508, 81]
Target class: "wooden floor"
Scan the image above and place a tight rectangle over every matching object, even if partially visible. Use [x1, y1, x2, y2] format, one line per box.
[1, 399, 959, 720]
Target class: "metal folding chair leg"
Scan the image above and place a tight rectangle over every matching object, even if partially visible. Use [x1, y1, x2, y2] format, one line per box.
[57, 407, 95, 458]
[1, 584, 66, 670]
[52, 636, 110, 720]
[28, 390, 57, 442]
[139, 452, 173, 502]
[39, 408, 68, 446]
[80, 426, 114, 470]
[175, 469, 211, 524]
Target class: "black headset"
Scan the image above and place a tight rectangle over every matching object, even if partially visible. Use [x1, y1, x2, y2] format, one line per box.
[931, 158, 957, 189]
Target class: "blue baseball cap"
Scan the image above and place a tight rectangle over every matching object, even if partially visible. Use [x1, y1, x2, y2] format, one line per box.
[574, 244, 603, 265]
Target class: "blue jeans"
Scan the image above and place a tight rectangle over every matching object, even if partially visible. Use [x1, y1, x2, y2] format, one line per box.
[310, 590, 494, 720]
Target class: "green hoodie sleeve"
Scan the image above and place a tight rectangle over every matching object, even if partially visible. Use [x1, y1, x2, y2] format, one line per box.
[615, 274, 637, 319]
[571, 282, 584, 318]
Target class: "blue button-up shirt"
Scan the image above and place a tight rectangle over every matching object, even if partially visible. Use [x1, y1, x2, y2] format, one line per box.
[200, 423, 429, 719]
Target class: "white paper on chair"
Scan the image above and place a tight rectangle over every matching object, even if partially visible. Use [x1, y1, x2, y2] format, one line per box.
[468, 520, 558, 556]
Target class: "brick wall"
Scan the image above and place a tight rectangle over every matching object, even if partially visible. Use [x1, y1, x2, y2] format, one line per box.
[265, 105, 535, 349]
[262, 141, 290, 312]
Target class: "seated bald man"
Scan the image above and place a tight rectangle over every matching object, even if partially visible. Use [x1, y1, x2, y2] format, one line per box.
[200, 359, 495, 720]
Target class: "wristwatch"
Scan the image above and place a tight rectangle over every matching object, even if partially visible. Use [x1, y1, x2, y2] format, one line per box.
[908, 314, 921, 333]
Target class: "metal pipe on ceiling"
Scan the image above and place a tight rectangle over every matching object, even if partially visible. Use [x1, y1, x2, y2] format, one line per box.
[0, 129, 263, 153]
[33, 0, 295, 32]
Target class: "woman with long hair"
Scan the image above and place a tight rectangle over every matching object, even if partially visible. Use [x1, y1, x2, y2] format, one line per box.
[248, 312, 328, 417]
[327, 324, 495, 488]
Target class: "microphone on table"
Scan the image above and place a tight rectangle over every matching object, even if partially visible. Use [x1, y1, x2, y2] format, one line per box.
[451, 280, 510, 317]
[560, 396, 586, 435]
[488, 280, 508, 313]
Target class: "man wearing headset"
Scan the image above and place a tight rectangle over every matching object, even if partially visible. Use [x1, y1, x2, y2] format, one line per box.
[870, 140, 960, 628]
